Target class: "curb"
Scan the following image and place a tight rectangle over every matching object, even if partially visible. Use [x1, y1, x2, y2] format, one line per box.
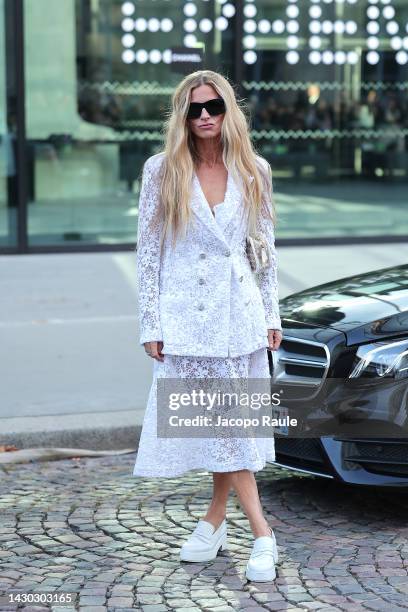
[0, 447, 137, 465]
[0, 409, 143, 463]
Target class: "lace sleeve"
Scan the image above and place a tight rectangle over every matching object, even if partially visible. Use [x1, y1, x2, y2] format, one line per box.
[136, 155, 164, 345]
[256, 159, 282, 331]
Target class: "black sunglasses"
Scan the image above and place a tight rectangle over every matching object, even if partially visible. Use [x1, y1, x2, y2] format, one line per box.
[187, 97, 226, 120]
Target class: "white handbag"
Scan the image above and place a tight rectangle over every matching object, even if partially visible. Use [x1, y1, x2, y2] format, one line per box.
[245, 165, 275, 274]
[245, 232, 272, 273]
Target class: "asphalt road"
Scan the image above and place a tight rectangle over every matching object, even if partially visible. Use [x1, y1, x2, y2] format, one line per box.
[0, 243, 407, 448]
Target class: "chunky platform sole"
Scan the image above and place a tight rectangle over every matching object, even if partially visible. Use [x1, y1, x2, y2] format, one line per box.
[180, 535, 227, 562]
[245, 564, 277, 582]
[245, 533, 279, 582]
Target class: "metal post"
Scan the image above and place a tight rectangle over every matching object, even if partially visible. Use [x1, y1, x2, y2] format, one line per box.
[11, 0, 28, 253]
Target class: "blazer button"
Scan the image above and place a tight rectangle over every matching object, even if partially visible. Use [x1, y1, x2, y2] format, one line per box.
[198, 278, 205, 285]
[199, 253, 206, 259]
[224, 249, 231, 257]
[198, 303, 205, 311]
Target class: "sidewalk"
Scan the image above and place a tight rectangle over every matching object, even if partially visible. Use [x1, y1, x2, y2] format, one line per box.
[0, 243, 407, 458]
[1, 453, 408, 611]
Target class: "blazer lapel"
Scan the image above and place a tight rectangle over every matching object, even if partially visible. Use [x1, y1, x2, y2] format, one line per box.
[223, 172, 252, 252]
[219, 171, 245, 233]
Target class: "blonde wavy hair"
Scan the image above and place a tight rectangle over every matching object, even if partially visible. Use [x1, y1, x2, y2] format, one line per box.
[151, 69, 277, 251]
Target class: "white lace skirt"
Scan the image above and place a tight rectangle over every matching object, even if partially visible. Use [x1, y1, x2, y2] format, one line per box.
[133, 348, 276, 478]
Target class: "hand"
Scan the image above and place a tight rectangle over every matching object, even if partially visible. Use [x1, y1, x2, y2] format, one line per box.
[267, 329, 282, 351]
[144, 340, 164, 362]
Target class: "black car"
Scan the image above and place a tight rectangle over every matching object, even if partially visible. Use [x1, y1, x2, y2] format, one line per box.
[269, 263, 408, 487]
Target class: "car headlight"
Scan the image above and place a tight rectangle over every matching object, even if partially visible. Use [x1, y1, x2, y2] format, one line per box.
[349, 338, 408, 379]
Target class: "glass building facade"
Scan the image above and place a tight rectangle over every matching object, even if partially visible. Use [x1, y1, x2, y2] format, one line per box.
[1, 0, 408, 253]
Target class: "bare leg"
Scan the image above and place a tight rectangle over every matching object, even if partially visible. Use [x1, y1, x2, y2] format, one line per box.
[203, 470, 271, 538]
[202, 472, 233, 530]
[230, 470, 271, 538]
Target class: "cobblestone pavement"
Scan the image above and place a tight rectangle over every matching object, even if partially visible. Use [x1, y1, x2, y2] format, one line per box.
[1, 453, 408, 612]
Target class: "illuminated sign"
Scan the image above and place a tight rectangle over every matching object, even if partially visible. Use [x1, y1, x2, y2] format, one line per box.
[120, 0, 408, 66]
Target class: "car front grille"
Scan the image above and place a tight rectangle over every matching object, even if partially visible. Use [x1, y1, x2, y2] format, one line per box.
[272, 336, 330, 400]
[274, 437, 333, 475]
[338, 437, 408, 477]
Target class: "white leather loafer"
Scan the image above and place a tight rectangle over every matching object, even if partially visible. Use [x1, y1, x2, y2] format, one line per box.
[245, 532, 279, 582]
[180, 519, 227, 562]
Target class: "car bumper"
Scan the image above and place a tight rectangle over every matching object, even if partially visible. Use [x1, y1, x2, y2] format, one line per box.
[273, 435, 408, 487]
[270, 321, 408, 487]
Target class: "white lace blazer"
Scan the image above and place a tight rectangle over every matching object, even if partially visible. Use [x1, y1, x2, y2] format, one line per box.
[136, 151, 282, 358]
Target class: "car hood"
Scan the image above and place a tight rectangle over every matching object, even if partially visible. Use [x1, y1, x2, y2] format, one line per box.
[280, 263, 408, 345]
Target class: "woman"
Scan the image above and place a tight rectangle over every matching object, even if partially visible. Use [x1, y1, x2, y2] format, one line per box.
[133, 70, 283, 583]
